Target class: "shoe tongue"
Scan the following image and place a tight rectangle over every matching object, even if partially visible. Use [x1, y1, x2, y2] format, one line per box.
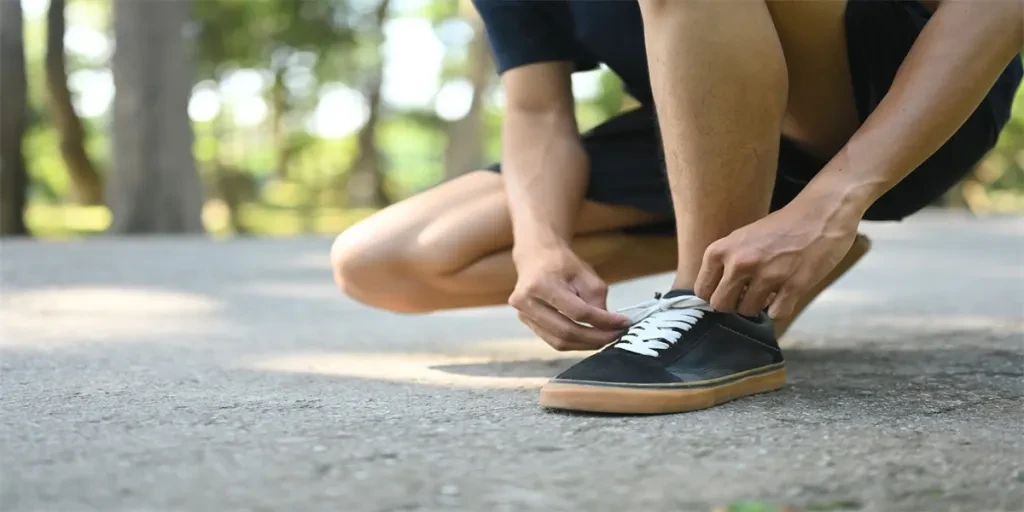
[661, 289, 697, 299]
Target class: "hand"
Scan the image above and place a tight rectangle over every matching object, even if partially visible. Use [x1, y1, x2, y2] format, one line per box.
[510, 243, 631, 351]
[694, 199, 860, 319]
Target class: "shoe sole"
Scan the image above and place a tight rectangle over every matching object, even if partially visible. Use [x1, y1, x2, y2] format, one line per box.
[774, 233, 872, 338]
[539, 364, 786, 414]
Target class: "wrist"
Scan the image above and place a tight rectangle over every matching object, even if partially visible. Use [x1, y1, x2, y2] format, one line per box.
[512, 227, 571, 263]
[801, 145, 894, 218]
[795, 175, 870, 230]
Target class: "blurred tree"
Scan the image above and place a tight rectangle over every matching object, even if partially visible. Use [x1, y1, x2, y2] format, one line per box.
[345, 0, 391, 208]
[0, 0, 31, 236]
[108, 0, 204, 233]
[46, 0, 103, 205]
[193, 0, 356, 182]
[443, 6, 490, 180]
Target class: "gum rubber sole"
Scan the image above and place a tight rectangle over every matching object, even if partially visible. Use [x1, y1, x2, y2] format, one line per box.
[539, 366, 786, 415]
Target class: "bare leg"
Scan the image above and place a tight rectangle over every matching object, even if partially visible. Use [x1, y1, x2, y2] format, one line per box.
[768, 0, 860, 159]
[640, 0, 864, 294]
[337, 0, 870, 327]
[331, 171, 676, 313]
[332, 171, 866, 338]
[639, 0, 788, 290]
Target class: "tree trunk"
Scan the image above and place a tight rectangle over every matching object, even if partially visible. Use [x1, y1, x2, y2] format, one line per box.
[46, 0, 103, 206]
[346, 0, 390, 208]
[271, 66, 292, 180]
[346, 78, 388, 208]
[0, 0, 31, 236]
[443, 12, 490, 181]
[109, 0, 205, 234]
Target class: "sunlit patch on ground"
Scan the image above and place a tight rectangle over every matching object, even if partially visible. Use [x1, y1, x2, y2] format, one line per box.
[248, 337, 584, 389]
[2, 287, 222, 315]
[0, 287, 228, 346]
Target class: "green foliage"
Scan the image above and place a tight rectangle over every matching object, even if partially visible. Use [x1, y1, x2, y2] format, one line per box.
[16, 0, 1024, 239]
[192, 0, 356, 79]
[984, 84, 1024, 191]
[379, 115, 446, 195]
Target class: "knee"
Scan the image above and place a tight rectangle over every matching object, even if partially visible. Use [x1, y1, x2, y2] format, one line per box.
[330, 230, 437, 314]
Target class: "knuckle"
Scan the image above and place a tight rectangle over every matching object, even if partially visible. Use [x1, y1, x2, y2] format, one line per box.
[759, 271, 788, 286]
[786, 274, 814, 292]
[550, 341, 571, 352]
[704, 243, 726, 261]
[548, 325, 568, 339]
[523, 281, 542, 296]
[553, 325, 577, 341]
[731, 252, 762, 271]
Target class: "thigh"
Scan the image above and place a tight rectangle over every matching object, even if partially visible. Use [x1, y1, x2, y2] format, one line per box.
[338, 170, 668, 275]
[767, 0, 861, 159]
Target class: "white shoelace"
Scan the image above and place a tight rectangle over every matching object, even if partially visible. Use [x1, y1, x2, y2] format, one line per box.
[614, 293, 713, 357]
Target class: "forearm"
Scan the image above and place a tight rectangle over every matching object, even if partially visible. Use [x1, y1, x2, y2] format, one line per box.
[502, 109, 589, 252]
[802, 1, 1023, 215]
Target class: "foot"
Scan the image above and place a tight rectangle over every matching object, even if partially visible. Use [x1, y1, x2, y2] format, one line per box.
[539, 290, 785, 414]
[773, 233, 872, 338]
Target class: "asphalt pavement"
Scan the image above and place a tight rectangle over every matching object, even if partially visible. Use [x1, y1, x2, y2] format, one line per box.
[1, 211, 1022, 512]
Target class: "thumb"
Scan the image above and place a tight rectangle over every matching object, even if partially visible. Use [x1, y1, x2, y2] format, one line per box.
[573, 273, 630, 328]
[573, 270, 607, 308]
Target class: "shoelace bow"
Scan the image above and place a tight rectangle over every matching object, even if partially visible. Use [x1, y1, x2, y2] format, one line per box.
[614, 293, 713, 357]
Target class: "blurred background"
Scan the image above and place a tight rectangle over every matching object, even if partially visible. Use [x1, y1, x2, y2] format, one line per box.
[1, 0, 1022, 238]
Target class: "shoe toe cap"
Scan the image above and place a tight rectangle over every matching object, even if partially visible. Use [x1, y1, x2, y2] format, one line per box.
[554, 350, 680, 385]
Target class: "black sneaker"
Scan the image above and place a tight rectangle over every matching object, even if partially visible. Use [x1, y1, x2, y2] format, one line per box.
[539, 290, 786, 414]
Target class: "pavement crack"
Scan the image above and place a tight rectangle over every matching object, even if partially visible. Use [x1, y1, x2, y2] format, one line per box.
[919, 396, 1019, 416]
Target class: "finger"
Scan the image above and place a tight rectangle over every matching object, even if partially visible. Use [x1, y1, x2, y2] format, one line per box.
[519, 310, 612, 351]
[573, 272, 610, 311]
[547, 284, 630, 331]
[767, 279, 808, 320]
[710, 267, 750, 313]
[694, 245, 726, 301]
[521, 298, 620, 348]
[519, 314, 593, 352]
[737, 274, 781, 317]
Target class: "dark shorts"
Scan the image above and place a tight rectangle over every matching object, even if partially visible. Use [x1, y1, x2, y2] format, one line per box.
[486, 0, 1023, 234]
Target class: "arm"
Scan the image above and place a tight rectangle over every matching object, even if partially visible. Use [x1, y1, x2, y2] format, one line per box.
[501, 62, 589, 255]
[801, 0, 1024, 217]
[502, 62, 632, 348]
[696, 2, 1024, 320]
[470, 0, 630, 347]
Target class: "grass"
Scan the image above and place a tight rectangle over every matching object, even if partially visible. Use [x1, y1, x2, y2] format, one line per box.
[23, 185, 1024, 239]
[24, 202, 378, 239]
[711, 498, 865, 512]
[712, 503, 799, 512]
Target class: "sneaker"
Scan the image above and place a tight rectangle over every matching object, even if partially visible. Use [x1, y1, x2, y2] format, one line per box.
[539, 290, 785, 414]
